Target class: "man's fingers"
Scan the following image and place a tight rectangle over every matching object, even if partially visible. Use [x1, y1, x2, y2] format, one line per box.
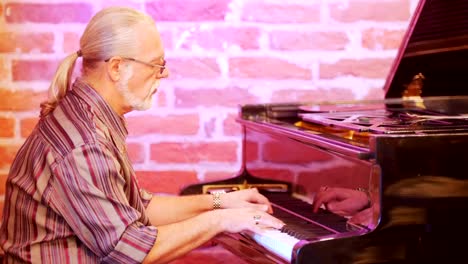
[246, 189, 274, 213]
[313, 187, 359, 213]
[325, 201, 353, 216]
[312, 189, 338, 212]
[245, 202, 273, 214]
[249, 203, 269, 212]
[348, 207, 372, 226]
[326, 200, 351, 212]
[247, 189, 269, 204]
[249, 212, 285, 231]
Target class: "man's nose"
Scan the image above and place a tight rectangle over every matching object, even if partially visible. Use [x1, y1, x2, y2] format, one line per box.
[160, 67, 169, 79]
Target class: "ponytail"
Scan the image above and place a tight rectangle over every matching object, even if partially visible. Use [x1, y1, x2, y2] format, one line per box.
[40, 51, 80, 117]
[40, 6, 156, 117]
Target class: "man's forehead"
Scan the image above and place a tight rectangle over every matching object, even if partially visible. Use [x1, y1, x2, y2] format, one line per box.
[149, 53, 165, 62]
[137, 27, 165, 61]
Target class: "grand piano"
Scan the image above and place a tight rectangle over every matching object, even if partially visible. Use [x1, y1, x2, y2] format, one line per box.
[181, 0, 468, 263]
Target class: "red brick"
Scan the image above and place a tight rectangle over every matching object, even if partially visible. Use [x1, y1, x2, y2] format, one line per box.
[270, 31, 349, 51]
[0, 88, 47, 111]
[127, 142, 144, 164]
[135, 170, 198, 194]
[174, 87, 260, 107]
[150, 142, 238, 163]
[100, 1, 140, 11]
[5, 3, 93, 23]
[12, 60, 59, 81]
[242, 3, 320, 23]
[229, 57, 311, 79]
[0, 144, 21, 169]
[20, 117, 39, 138]
[263, 140, 333, 163]
[329, 0, 410, 23]
[176, 27, 261, 50]
[167, 58, 220, 79]
[63, 32, 80, 54]
[146, 0, 230, 22]
[0, 57, 9, 81]
[362, 29, 406, 50]
[0, 117, 15, 137]
[319, 58, 393, 79]
[127, 114, 199, 136]
[223, 113, 242, 136]
[271, 88, 355, 103]
[0, 32, 54, 53]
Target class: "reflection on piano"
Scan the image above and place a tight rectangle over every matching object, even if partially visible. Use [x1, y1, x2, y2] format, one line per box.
[181, 0, 468, 263]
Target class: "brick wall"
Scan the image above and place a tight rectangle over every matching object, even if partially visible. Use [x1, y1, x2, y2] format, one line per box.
[0, 0, 419, 261]
[0, 0, 417, 218]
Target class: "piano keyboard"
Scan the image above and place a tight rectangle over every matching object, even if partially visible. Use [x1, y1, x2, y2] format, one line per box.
[250, 228, 300, 262]
[266, 192, 350, 234]
[247, 192, 351, 262]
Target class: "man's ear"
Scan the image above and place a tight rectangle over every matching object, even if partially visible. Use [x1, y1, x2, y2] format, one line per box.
[105, 57, 122, 82]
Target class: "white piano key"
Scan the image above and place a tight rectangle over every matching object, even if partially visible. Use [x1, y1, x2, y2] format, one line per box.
[249, 228, 300, 262]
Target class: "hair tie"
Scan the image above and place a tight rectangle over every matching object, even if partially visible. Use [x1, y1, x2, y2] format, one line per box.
[76, 50, 83, 57]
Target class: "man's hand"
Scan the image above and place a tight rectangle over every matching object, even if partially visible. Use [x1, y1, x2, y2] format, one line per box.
[215, 207, 284, 234]
[348, 207, 374, 228]
[312, 186, 369, 216]
[219, 188, 274, 214]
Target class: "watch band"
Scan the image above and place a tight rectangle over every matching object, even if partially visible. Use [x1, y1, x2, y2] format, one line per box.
[212, 191, 222, 210]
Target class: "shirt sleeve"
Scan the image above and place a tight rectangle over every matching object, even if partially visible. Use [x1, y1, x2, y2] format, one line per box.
[140, 189, 154, 209]
[47, 142, 157, 264]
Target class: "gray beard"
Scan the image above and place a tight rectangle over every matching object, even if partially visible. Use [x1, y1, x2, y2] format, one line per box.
[116, 65, 153, 111]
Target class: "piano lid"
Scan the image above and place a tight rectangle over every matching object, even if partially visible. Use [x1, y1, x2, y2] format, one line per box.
[383, 0, 468, 99]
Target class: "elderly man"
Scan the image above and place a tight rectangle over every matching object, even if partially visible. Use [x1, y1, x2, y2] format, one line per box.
[0, 7, 283, 263]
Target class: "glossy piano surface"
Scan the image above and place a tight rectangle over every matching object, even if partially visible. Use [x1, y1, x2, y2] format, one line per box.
[180, 0, 468, 262]
[183, 99, 468, 263]
[227, 98, 468, 263]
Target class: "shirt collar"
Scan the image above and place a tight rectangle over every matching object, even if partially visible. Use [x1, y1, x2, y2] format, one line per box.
[71, 78, 128, 141]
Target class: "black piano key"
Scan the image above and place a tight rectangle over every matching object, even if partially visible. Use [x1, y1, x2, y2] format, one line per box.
[279, 221, 333, 240]
[264, 192, 350, 233]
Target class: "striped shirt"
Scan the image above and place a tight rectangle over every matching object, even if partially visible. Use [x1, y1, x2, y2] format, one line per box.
[0, 79, 157, 263]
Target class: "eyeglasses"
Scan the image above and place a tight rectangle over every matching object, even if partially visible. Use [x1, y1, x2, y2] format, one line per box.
[104, 57, 166, 75]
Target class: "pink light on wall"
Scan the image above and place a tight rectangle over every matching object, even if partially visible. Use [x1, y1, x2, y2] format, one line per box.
[0, 0, 414, 203]
[0, 0, 417, 261]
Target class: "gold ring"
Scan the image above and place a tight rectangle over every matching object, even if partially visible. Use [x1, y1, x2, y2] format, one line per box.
[253, 215, 261, 225]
